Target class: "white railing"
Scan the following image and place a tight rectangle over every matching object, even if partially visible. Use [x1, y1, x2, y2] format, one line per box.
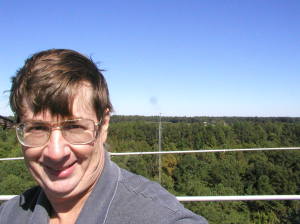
[1, 147, 300, 161]
[110, 147, 300, 156]
[1, 147, 300, 201]
[1, 195, 300, 202]
[177, 195, 300, 201]
[0, 195, 16, 201]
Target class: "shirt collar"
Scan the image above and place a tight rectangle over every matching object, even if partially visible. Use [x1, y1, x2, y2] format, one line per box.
[75, 150, 120, 224]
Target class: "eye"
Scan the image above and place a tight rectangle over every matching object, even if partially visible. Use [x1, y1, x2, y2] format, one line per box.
[63, 123, 86, 131]
[25, 124, 49, 133]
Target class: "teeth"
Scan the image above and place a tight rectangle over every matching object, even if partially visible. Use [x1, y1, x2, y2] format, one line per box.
[55, 163, 74, 171]
[48, 166, 66, 171]
[55, 166, 68, 171]
[43, 162, 75, 171]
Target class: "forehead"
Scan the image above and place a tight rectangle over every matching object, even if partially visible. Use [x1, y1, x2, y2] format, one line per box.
[72, 84, 96, 119]
[22, 84, 97, 122]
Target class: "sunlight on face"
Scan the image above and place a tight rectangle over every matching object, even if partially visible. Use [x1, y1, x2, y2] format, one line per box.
[21, 84, 109, 201]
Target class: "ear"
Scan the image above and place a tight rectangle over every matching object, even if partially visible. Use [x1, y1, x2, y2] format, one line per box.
[100, 109, 110, 142]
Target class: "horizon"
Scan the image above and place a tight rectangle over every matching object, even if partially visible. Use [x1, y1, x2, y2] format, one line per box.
[2, 114, 300, 119]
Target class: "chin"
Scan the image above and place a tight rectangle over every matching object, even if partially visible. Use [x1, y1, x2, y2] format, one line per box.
[38, 177, 80, 198]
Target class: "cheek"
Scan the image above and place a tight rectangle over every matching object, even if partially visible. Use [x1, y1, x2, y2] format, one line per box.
[80, 141, 103, 165]
[68, 144, 97, 165]
[21, 148, 44, 181]
[22, 147, 43, 162]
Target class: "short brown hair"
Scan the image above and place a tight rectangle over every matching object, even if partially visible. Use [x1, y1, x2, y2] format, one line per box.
[10, 49, 113, 122]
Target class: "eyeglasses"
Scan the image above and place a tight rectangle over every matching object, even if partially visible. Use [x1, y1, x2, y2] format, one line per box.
[16, 118, 101, 147]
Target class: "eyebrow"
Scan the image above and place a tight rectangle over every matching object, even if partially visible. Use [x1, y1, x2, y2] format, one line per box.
[21, 117, 86, 123]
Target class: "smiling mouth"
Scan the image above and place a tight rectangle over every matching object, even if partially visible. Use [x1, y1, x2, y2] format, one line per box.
[43, 162, 77, 178]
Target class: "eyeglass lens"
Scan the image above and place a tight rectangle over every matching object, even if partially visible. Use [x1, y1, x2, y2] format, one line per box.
[17, 119, 96, 147]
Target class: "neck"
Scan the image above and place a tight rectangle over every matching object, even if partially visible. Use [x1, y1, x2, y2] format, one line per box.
[49, 191, 91, 224]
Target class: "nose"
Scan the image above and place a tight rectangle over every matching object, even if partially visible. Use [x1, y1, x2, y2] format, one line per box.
[43, 128, 70, 162]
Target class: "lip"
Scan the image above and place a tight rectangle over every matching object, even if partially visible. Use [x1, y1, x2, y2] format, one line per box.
[44, 162, 77, 179]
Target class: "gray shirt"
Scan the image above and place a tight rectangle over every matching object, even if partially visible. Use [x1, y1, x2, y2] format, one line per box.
[0, 152, 208, 224]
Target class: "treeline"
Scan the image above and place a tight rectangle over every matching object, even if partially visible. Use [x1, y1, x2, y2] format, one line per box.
[0, 116, 300, 223]
[109, 116, 300, 150]
[111, 115, 300, 124]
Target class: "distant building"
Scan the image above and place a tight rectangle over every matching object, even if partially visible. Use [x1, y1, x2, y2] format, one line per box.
[0, 115, 14, 129]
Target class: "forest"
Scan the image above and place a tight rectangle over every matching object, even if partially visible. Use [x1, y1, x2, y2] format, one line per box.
[0, 115, 300, 224]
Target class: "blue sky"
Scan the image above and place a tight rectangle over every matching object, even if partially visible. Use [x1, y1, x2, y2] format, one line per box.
[1, 0, 299, 117]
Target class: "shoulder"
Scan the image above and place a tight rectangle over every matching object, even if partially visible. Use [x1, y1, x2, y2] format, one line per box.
[0, 186, 41, 223]
[106, 167, 208, 224]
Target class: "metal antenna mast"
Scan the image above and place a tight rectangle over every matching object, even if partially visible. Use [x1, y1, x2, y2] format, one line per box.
[158, 113, 162, 183]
